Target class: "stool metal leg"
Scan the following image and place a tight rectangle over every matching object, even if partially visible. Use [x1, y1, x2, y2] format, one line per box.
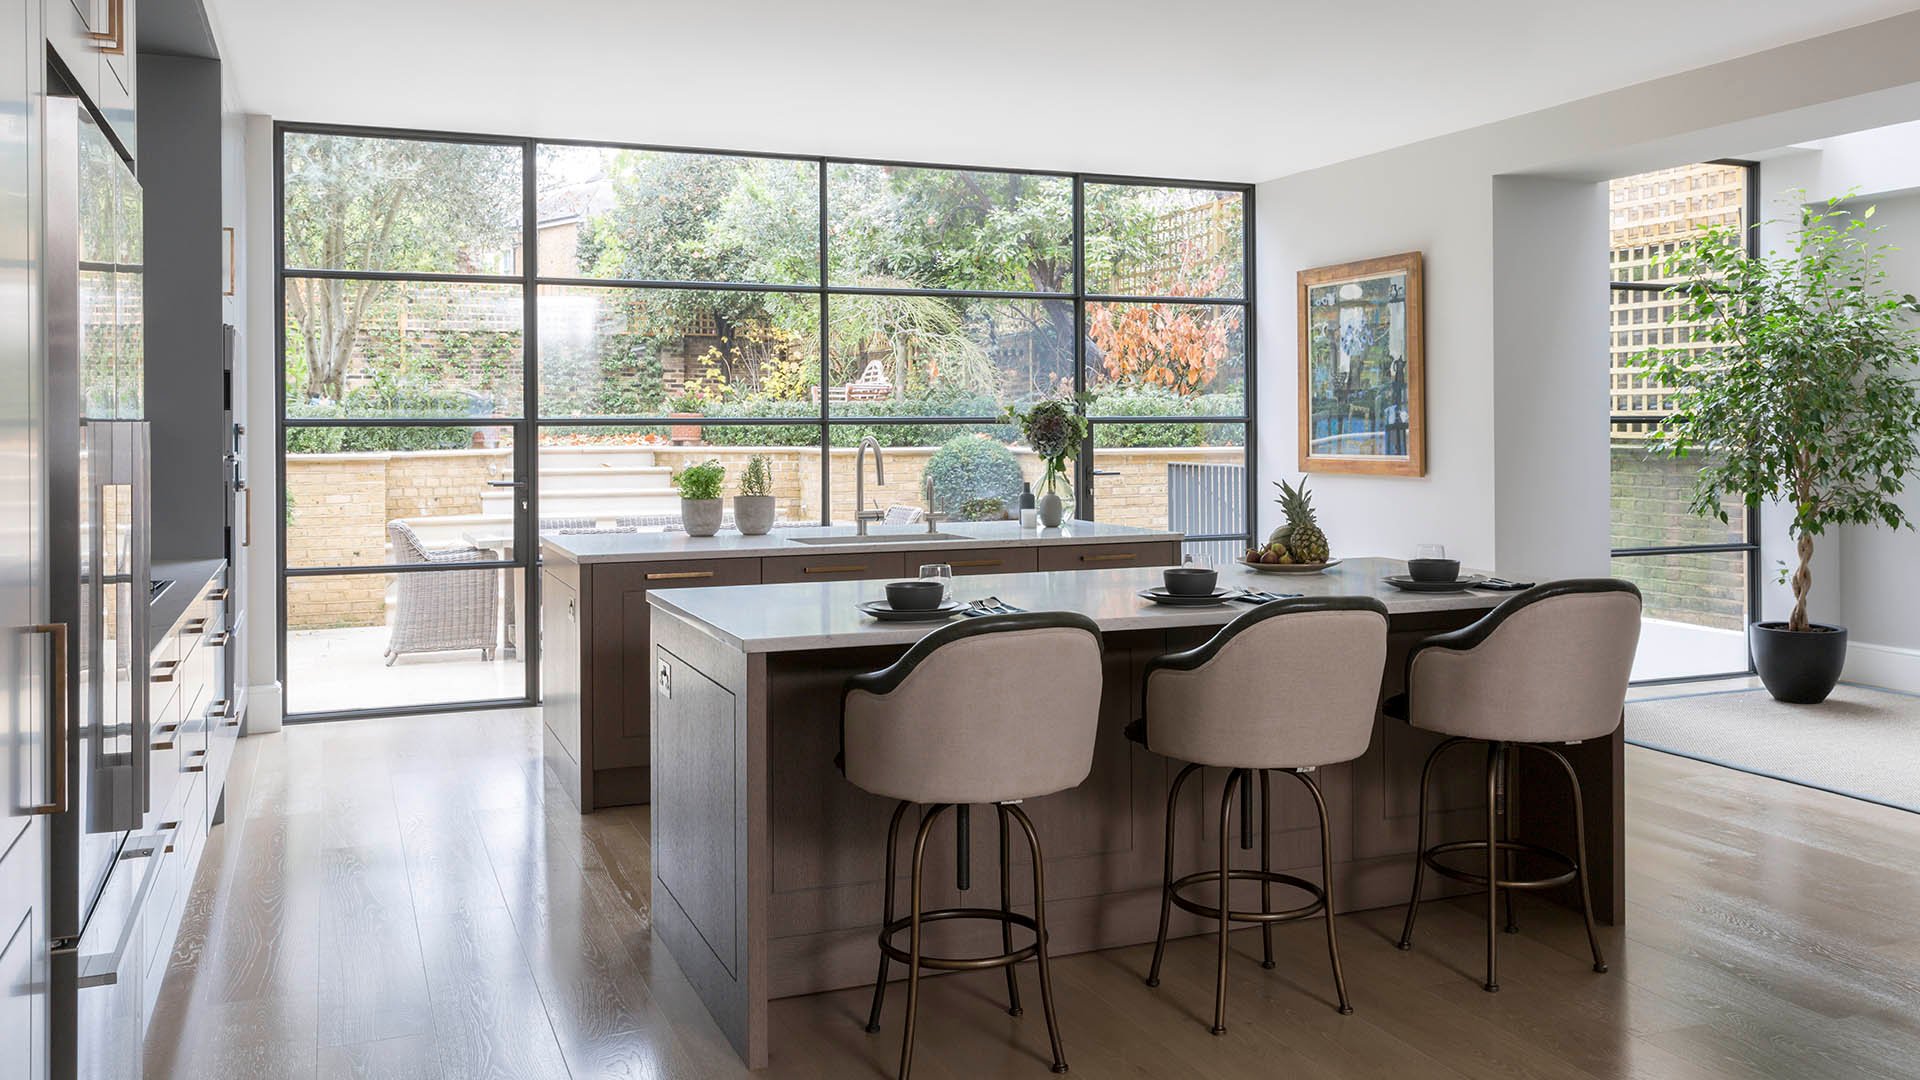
[1398, 737, 1468, 951]
[1530, 744, 1609, 974]
[1006, 804, 1068, 1073]
[866, 800, 913, 1034]
[1501, 748, 1519, 935]
[1293, 768, 1353, 1014]
[1212, 768, 1244, 1035]
[1484, 742, 1503, 993]
[1259, 769, 1276, 971]
[898, 804, 950, 1080]
[1147, 763, 1201, 988]
[997, 804, 1024, 1016]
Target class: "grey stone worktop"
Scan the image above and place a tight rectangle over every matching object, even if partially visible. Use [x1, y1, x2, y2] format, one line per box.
[647, 557, 1509, 654]
[540, 518, 1180, 565]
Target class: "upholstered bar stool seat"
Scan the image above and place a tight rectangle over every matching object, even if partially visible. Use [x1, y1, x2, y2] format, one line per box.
[1129, 597, 1390, 1035]
[1392, 579, 1642, 993]
[841, 612, 1105, 1080]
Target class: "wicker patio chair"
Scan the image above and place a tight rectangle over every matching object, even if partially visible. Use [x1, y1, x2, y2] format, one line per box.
[385, 520, 499, 665]
[540, 516, 597, 531]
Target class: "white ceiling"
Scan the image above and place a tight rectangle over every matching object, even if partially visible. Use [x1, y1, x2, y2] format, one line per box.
[206, 0, 1920, 182]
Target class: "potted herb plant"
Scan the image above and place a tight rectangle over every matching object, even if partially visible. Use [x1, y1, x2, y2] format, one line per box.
[1010, 396, 1089, 528]
[674, 459, 727, 537]
[1631, 194, 1920, 703]
[734, 454, 776, 536]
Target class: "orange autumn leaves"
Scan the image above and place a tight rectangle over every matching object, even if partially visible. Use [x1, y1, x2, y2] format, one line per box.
[1086, 265, 1238, 395]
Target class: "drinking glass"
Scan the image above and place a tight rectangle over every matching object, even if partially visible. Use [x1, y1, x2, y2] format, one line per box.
[919, 563, 953, 603]
[1414, 544, 1447, 561]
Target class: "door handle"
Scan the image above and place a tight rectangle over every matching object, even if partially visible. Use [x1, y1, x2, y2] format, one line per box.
[30, 623, 69, 815]
[487, 480, 527, 488]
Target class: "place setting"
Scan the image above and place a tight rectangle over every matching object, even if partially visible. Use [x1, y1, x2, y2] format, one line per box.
[856, 563, 1029, 621]
[1137, 565, 1302, 607]
[1382, 545, 1533, 593]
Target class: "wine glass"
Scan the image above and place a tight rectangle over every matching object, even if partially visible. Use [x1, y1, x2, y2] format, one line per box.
[1413, 544, 1447, 561]
[919, 563, 954, 603]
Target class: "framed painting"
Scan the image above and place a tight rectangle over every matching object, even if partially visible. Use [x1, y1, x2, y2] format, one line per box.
[1296, 252, 1425, 476]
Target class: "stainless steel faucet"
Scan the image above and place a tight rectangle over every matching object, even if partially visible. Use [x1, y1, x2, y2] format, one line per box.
[854, 435, 886, 535]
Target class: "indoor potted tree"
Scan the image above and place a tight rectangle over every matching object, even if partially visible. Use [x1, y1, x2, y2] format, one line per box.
[734, 454, 776, 536]
[1632, 194, 1920, 703]
[673, 459, 727, 537]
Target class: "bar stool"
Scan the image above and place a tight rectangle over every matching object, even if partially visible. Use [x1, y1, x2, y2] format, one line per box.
[1389, 579, 1641, 993]
[841, 611, 1105, 1079]
[1127, 597, 1390, 1034]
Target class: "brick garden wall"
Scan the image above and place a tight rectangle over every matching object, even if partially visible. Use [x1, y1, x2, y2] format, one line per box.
[1610, 442, 1746, 629]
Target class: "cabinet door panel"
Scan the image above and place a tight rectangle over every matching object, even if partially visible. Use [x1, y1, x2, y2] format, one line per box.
[45, 0, 102, 107]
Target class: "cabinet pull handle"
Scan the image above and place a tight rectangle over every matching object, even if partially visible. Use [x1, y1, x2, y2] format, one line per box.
[30, 623, 69, 815]
[183, 618, 209, 635]
[208, 588, 229, 602]
[948, 559, 1002, 569]
[803, 564, 867, 575]
[222, 228, 236, 296]
[184, 750, 207, 774]
[86, 0, 126, 54]
[646, 571, 714, 582]
[1080, 552, 1137, 563]
[206, 632, 230, 647]
[160, 820, 181, 854]
[151, 658, 180, 683]
[242, 488, 252, 547]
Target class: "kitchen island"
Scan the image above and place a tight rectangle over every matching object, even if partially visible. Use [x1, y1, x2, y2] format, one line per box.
[645, 558, 1624, 1066]
[540, 521, 1181, 809]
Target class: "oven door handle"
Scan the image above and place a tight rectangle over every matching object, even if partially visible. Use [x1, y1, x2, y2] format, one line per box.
[68, 837, 163, 988]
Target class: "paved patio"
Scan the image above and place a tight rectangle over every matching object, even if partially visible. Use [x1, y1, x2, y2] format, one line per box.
[286, 625, 526, 715]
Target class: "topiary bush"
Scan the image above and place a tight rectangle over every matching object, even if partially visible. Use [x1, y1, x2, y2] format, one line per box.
[922, 435, 1025, 516]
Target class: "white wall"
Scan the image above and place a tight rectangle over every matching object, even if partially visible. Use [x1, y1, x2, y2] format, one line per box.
[1254, 11, 1920, 587]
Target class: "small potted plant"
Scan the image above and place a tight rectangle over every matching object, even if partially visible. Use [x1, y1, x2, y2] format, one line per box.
[1631, 193, 1920, 703]
[734, 454, 776, 536]
[1010, 396, 1088, 528]
[673, 459, 727, 537]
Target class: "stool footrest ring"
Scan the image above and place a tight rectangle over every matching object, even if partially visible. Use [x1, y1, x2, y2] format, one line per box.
[1421, 839, 1578, 891]
[878, 907, 1042, 971]
[1168, 868, 1326, 925]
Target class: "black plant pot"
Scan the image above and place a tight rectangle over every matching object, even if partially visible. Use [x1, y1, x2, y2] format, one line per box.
[1749, 621, 1848, 704]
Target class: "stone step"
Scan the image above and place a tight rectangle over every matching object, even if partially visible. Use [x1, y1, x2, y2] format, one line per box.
[536, 465, 674, 493]
[538, 444, 659, 469]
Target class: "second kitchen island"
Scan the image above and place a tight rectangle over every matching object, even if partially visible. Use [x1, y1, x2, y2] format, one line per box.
[645, 559, 1625, 1067]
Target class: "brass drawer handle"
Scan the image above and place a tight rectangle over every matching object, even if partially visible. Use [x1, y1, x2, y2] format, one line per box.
[30, 623, 69, 815]
[646, 571, 715, 581]
[948, 559, 1002, 569]
[206, 632, 230, 647]
[151, 659, 180, 683]
[183, 618, 209, 635]
[1080, 552, 1137, 563]
[802, 564, 868, 575]
[208, 588, 229, 602]
[184, 750, 207, 774]
[160, 820, 181, 854]
[86, 0, 126, 55]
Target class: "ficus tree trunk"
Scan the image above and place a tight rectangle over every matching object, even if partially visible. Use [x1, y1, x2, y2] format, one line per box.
[1789, 528, 1814, 633]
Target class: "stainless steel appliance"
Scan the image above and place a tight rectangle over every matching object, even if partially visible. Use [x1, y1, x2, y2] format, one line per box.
[44, 92, 154, 1080]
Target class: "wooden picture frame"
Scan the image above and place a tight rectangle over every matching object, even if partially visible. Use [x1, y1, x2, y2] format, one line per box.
[1297, 252, 1426, 476]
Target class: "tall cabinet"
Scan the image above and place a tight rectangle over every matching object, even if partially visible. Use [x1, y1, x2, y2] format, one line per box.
[1, 0, 52, 1077]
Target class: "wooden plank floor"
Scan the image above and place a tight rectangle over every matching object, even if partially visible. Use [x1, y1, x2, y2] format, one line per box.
[144, 708, 1920, 1079]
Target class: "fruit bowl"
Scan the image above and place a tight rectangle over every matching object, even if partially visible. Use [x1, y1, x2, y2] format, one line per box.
[1240, 557, 1343, 574]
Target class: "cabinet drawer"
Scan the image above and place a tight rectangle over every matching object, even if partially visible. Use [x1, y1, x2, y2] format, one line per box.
[624, 558, 763, 591]
[1034, 542, 1176, 572]
[912, 546, 1037, 577]
[760, 551, 905, 584]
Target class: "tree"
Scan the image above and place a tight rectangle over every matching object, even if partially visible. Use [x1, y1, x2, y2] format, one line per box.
[282, 134, 520, 402]
[1086, 260, 1240, 394]
[1631, 194, 1920, 632]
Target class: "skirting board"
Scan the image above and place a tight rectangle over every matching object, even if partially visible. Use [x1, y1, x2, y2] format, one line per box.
[1842, 641, 1920, 695]
[245, 681, 284, 734]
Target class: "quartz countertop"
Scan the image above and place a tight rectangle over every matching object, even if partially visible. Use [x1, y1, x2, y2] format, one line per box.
[541, 519, 1180, 565]
[647, 557, 1508, 653]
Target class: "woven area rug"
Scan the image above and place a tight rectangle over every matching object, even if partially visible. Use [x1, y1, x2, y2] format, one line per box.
[1626, 683, 1920, 813]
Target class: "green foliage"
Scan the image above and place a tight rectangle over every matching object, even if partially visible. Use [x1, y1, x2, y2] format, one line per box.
[739, 455, 774, 497]
[1086, 386, 1246, 447]
[1629, 192, 1920, 630]
[959, 498, 1006, 521]
[673, 459, 727, 501]
[285, 384, 489, 454]
[923, 436, 1026, 516]
[1008, 396, 1087, 495]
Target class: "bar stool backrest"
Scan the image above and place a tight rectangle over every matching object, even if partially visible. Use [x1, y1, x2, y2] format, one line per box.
[1407, 579, 1642, 743]
[1142, 597, 1390, 769]
[842, 612, 1105, 805]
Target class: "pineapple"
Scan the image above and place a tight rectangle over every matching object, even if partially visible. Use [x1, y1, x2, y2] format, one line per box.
[1275, 477, 1330, 564]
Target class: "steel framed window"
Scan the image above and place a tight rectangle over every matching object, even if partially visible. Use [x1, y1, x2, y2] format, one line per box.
[277, 122, 1255, 722]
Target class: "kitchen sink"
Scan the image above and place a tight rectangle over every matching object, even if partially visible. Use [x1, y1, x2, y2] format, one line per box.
[785, 532, 973, 546]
